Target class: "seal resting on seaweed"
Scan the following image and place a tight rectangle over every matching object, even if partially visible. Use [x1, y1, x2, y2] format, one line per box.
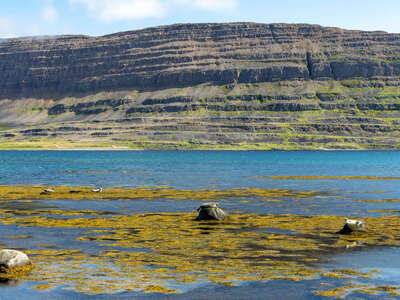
[337, 218, 366, 234]
[0, 249, 31, 271]
[40, 188, 55, 195]
[195, 203, 228, 221]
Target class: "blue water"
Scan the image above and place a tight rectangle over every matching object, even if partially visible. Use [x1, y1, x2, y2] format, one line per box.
[0, 150, 399, 216]
[0, 150, 399, 189]
[0, 150, 400, 299]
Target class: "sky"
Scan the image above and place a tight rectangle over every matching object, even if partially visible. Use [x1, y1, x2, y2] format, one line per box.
[0, 0, 399, 38]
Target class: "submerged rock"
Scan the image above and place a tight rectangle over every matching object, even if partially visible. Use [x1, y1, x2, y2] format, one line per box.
[195, 203, 228, 221]
[0, 249, 31, 270]
[337, 218, 367, 234]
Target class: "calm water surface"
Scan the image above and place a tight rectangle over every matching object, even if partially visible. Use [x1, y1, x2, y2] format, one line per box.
[0, 151, 399, 299]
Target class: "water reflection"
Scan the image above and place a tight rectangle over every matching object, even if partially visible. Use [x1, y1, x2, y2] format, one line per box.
[0, 278, 20, 287]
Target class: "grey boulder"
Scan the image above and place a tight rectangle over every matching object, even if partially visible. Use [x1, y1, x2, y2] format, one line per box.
[195, 203, 228, 221]
[0, 249, 31, 270]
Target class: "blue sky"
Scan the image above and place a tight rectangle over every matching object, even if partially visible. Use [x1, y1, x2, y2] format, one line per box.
[0, 0, 399, 38]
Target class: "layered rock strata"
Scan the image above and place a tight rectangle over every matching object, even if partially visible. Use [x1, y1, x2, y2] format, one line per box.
[0, 23, 400, 149]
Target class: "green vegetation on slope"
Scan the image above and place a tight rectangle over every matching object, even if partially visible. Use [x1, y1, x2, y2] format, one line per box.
[0, 81, 399, 150]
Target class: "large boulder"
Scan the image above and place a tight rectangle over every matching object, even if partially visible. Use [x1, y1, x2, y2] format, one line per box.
[337, 218, 367, 234]
[195, 203, 228, 221]
[0, 249, 31, 271]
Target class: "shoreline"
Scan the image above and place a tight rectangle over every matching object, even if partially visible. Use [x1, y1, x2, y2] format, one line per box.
[0, 148, 398, 151]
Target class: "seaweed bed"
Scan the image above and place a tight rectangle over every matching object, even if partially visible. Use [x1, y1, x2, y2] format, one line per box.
[0, 186, 399, 298]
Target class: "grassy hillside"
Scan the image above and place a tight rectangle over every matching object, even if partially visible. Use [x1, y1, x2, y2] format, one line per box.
[0, 80, 399, 150]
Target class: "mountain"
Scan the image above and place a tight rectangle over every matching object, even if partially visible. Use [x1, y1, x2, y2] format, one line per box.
[0, 22, 400, 150]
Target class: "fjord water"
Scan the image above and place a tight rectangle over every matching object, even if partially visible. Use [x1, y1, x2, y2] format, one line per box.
[1, 150, 400, 216]
[1, 150, 399, 189]
[1, 150, 400, 299]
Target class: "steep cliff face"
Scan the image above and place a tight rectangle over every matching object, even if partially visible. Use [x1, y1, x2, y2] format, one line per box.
[1, 23, 400, 98]
[0, 23, 400, 150]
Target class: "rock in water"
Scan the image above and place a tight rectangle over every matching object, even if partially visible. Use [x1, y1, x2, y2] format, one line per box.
[0, 249, 31, 270]
[337, 218, 367, 234]
[195, 203, 228, 221]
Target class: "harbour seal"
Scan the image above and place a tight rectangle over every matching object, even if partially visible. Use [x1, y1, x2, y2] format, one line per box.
[337, 218, 366, 234]
[195, 203, 228, 221]
[0, 249, 31, 271]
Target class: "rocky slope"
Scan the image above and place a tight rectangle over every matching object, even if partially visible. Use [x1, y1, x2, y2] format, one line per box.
[0, 22, 400, 150]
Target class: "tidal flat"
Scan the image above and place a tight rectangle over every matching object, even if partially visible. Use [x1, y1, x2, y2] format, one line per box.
[0, 151, 400, 299]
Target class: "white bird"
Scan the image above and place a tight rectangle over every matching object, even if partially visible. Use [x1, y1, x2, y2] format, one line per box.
[91, 187, 103, 193]
[42, 188, 55, 194]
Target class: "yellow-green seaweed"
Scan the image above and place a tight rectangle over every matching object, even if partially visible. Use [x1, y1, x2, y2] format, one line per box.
[0, 264, 35, 281]
[314, 283, 400, 298]
[1, 208, 399, 295]
[0, 185, 322, 201]
[0, 185, 399, 296]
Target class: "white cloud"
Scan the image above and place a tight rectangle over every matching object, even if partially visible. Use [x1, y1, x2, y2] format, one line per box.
[70, 0, 166, 21]
[0, 16, 60, 38]
[42, 0, 58, 23]
[0, 1, 61, 38]
[0, 17, 17, 38]
[172, 0, 239, 12]
[70, 0, 239, 22]
[177, 0, 239, 11]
